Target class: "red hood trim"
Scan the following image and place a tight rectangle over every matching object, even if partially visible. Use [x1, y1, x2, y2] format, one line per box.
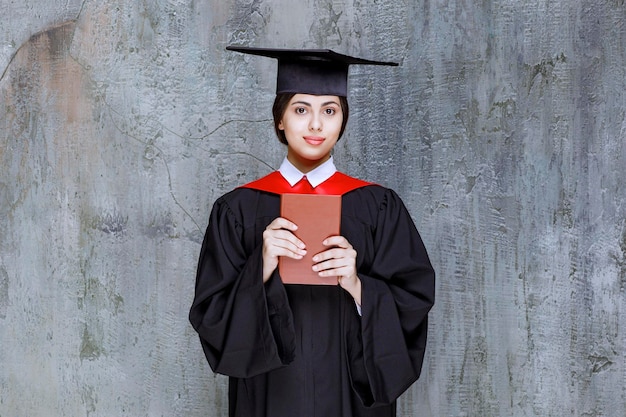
[240, 171, 372, 195]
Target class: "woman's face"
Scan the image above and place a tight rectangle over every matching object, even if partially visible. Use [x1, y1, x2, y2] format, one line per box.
[279, 94, 343, 173]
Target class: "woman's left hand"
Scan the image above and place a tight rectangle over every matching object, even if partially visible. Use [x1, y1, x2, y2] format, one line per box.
[312, 236, 362, 306]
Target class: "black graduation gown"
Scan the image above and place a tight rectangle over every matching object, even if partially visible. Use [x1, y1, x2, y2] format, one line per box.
[189, 182, 435, 417]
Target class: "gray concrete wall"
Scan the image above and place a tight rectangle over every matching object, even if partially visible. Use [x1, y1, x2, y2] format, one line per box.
[1, 0, 624, 416]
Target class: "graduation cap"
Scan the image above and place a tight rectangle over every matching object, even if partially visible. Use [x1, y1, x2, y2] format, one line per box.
[226, 46, 398, 97]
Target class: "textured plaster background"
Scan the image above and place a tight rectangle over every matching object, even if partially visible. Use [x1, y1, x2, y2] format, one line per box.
[1, 0, 625, 416]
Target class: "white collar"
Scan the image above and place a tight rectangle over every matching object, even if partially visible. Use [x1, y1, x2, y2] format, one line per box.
[278, 157, 337, 188]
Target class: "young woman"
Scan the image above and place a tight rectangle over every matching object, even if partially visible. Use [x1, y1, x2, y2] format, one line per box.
[189, 47, 435, 417]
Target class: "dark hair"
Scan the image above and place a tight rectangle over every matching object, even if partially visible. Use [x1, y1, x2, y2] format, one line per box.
[272, 93, 350, 145]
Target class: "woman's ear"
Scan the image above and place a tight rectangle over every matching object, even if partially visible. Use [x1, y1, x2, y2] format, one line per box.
[278, 120, 284, 130]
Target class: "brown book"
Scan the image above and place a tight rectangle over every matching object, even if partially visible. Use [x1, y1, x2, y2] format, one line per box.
[279, 193, 342, 285]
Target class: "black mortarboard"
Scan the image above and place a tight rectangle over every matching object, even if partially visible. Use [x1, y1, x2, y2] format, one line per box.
[226, 46, 398, 97]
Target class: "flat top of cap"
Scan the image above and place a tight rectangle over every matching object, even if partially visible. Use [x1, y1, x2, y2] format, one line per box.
[226, 46, 399, 67]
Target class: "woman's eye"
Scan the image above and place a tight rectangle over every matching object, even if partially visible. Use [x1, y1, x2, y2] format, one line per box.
[325, 108, 336, 115]
[295, 107, 306, 114]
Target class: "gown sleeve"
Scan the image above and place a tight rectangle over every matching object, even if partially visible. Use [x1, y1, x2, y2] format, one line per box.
[346, 188, 435, 407]
[188, 196, 296, 378]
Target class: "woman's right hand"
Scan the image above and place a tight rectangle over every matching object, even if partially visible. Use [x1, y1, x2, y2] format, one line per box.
[262, 217, 306, 283]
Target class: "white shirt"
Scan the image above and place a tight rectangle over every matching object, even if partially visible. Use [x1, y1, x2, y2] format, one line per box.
[278, 157, 337, 188]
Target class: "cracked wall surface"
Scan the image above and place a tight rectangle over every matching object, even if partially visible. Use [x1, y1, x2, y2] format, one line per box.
[1, 0, 625, 416]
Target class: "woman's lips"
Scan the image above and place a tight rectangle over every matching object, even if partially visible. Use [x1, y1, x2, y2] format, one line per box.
[304, 136, 325, 145]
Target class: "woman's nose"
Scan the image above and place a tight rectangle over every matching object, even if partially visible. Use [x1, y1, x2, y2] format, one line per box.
[309, 114, 322, 131]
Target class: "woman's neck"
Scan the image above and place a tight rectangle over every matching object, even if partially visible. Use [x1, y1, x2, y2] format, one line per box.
[286, 152, 331, 174]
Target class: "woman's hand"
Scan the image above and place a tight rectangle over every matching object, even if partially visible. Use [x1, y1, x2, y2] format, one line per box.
[262, 217, 306, 283]
[312, 236, 362, 306]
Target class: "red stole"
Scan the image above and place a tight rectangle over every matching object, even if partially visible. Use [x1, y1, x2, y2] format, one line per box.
[240, 171, 372, 195]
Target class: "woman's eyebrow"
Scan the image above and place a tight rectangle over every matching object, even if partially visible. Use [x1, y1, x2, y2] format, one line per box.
[290, 100, 340, 107]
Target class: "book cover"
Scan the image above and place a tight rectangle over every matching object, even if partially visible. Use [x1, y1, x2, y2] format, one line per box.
[279, 193, 342, 285]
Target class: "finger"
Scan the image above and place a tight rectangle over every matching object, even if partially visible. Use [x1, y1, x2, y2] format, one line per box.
[267, 217, 299, 232]
[322, 235, 351, 248]
[268, 229, 305, 247]
[312, 247, 356, 264]
[317, 264, 355, 278]
[265, 234, 307, 257]
[313, 257, 355, 274]
[269, 244, 306, 260]
[264, 227, 306, 250]
[264, 243, 305, 260]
